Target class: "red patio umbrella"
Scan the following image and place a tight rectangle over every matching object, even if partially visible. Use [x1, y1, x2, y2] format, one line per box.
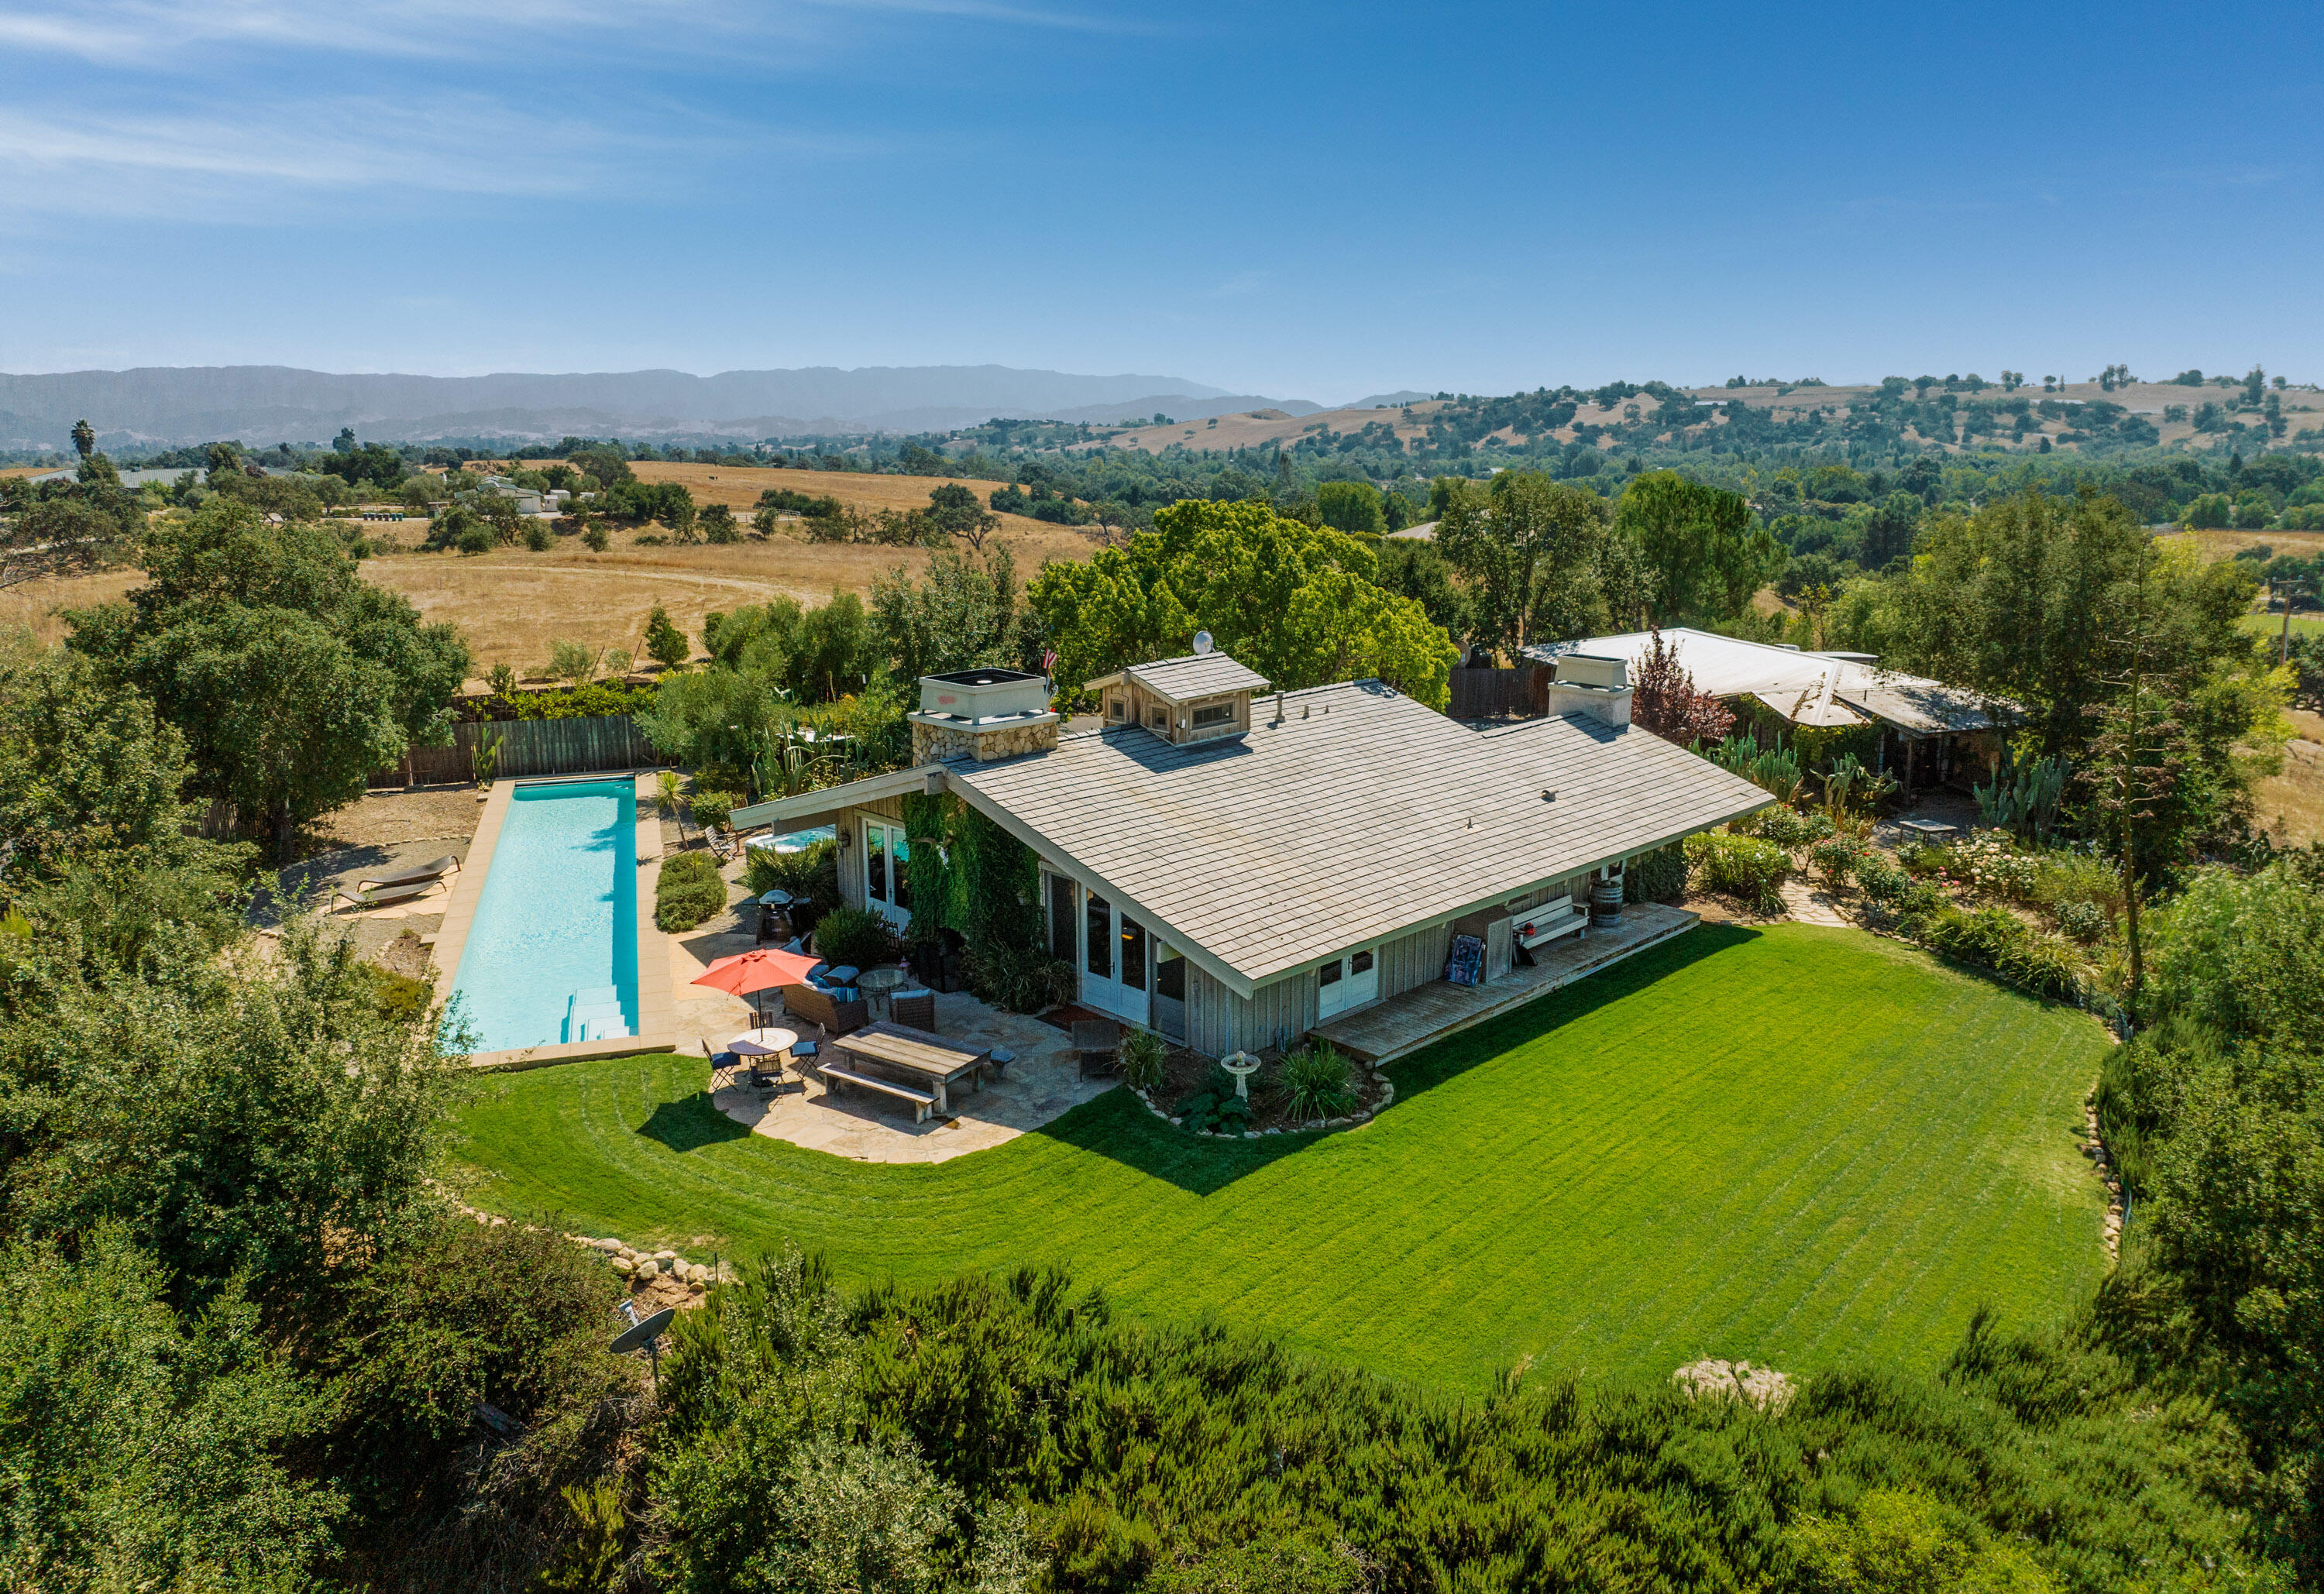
[693, 946, 822, 998]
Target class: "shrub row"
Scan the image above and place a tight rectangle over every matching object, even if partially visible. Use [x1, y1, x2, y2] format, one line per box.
[1851, 852, 2089, 1003]
[654, 850, 727, 933]
[456, 681, 660, 722]
[1683, 831, 1792, 912]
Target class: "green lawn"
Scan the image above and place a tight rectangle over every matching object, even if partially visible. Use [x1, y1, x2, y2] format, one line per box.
[453, 924, 2108, 1387]
[2242, 610, 2322, 639]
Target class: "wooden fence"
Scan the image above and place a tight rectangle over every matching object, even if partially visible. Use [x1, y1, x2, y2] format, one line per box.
[1449, 666, 1546, 721]
[370, 714, 669, 786]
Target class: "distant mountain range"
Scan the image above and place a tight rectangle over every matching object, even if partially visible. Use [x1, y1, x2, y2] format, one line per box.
[0, 364, 1333, 449]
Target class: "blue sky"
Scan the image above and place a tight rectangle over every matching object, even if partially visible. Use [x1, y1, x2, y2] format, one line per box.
[1, 0, 2317, 402]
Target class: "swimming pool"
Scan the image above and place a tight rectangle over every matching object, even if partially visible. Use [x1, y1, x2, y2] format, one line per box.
[446, 780, 639, 1053]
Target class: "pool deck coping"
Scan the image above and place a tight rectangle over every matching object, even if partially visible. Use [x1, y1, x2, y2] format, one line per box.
[434, 771, 676, 1073]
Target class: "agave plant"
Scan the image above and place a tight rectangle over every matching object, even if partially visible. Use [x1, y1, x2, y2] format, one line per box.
[1974, 749, 2071, 845]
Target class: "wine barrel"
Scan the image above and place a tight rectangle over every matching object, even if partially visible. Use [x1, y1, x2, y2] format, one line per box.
[1590, 876, 1624, 924]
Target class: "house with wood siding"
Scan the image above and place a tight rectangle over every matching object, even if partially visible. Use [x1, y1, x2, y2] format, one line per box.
[733, 650, 1772, 1060]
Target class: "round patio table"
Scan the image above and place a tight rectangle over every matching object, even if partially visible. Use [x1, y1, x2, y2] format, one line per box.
[729, 1027, 799, 1059]
[854, 967, 908, 1019]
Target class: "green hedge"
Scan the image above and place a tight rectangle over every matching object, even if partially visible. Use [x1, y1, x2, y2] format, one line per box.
[654, 850, 727, 933]
[459, 682, 660, 723]
[1683, 831, 1791, 913]
[812, 905, 896, 970]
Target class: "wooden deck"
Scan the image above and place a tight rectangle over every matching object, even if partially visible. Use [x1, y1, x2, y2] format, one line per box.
[1308, 903, 1701, 1066]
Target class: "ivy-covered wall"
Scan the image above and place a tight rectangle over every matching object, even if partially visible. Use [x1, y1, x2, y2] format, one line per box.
[898, 792, 1044, 959]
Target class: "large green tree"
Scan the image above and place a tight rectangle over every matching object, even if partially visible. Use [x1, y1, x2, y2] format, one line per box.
[1611, 471, 1780, 625]
[0, 469, 141, 592]
[1027, 499, 1459, 709]
[65, 500, 469, 861]
[871, 548, 1032, 682]
[1851, 489, 2266, 764]
[1434, 472, 1613, 651]
[0, 634, 249, 968]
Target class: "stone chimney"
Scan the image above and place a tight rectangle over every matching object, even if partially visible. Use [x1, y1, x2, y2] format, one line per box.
[907, 668, 1060, 763]
[1544, 652, 1633, 727]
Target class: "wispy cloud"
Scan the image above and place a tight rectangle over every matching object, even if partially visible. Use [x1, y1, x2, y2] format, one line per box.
[0, 0, 1136, 68]
[0, 93, 735, 218]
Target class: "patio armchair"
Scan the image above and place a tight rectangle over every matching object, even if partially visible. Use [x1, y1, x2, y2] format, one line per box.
[890, 989, 937, 1031]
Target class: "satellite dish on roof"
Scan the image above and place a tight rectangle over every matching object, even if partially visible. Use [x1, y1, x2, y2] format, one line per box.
[1192, 630, 1213, 655]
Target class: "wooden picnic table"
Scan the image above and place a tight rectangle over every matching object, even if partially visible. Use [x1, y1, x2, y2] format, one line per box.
[829, 1020, 992, 1115]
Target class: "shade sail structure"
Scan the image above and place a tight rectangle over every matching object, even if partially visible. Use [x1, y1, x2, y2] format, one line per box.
[692, 947, 822, 998]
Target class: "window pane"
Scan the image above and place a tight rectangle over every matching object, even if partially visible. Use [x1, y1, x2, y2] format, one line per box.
[866, 824, 886, 902]
[1121, 917, 1147, 990]
[1192, 703, 1232, 727]
[1086, 894, 1112, 978]
[1318, 958, 1342, 988]
[1351, 950, 1373, 975]
[1155, 950, 1185, 1001]
[1048, 876, 1077, 963]
[891, 829, 911, 910]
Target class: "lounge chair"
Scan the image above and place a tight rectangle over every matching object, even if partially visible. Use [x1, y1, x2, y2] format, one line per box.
[332, 878, 442, 912]
[355, 854, 459, 893]
[779, 981, 868, 1038]
[706, 828, 737, 862]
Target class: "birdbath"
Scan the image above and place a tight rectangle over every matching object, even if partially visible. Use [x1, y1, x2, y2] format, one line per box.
[1219, 1050, 1261, 1101]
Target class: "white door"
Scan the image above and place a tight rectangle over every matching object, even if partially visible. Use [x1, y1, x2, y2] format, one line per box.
[1080, 889, 1150, 1025]
[1315, 946, 1377, 1019]
[862, 818, 911, 928]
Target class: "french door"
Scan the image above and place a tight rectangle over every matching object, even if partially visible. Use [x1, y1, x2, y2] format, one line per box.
[1316, 945, 1377, 1019]
[863, 818, 911, 928]
[1080, 888, 1150, 1025]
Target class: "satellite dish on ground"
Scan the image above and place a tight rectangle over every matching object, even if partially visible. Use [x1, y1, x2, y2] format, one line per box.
[1192, 630, 1213, 655]
[610, 1305, 676, 1355]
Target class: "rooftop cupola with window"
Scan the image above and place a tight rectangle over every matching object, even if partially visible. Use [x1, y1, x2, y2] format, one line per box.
[1088, 644, 1270, 747]
[908, 667, 1061, 763]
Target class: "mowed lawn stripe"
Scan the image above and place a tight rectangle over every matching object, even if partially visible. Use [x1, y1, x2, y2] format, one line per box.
[452, 925, 2108, 1386]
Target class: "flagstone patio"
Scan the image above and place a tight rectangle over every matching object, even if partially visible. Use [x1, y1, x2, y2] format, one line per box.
[669, 891, 1105, 1164]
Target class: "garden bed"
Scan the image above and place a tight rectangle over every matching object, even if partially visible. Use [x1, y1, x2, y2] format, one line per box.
[1143, 1040, 1391, 1135]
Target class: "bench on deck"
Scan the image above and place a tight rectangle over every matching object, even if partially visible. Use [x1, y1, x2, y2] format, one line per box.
[819, 1063, 936, 1123]
[1514, 895, 1587, 952]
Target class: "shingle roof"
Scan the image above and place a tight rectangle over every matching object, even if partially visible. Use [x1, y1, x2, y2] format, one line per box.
[947, 680, 1771, 996]
[1525, 628, 2011, 736]
[1122, 652, 1271, 702]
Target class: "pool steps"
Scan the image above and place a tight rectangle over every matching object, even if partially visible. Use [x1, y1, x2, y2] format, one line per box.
[562, 987, 633, 1043]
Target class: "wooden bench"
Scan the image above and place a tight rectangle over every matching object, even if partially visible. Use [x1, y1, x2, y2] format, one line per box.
[1514, 895, 1587, 950]
[819, 1063, 936, 1123]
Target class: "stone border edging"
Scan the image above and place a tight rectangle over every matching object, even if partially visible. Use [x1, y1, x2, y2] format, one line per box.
[459, 1204, 732, 1294]
[1128, 1070, 1397, 1140]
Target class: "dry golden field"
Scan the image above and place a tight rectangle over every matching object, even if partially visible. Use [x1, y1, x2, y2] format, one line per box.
[0, 467, 1101, 687]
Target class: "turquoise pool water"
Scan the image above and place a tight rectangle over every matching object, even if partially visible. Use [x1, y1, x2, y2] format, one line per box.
[447, 780, 638, 1052]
